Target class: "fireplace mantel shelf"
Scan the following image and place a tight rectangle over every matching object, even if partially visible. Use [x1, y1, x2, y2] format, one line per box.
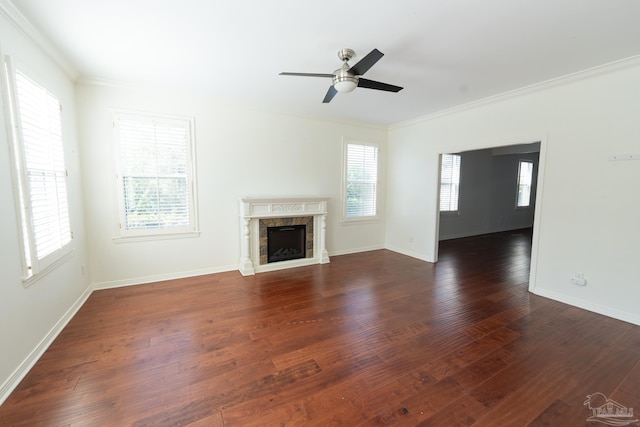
[238, 197, 330, 275]
[239, 197, 329, 219]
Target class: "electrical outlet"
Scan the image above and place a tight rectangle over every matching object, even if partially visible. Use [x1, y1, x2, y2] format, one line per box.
[571, 274, 586, 286]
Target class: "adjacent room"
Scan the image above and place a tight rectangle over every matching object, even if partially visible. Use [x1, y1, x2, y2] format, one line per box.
[1, 0, 640, 425]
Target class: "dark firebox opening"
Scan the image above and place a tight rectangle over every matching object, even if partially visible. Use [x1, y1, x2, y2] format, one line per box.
[267, 225, 306, 263]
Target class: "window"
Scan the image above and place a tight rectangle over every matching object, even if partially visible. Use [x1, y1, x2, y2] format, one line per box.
[440, 153, 461, 212]
[344, 142, 378, 219]
[114, 112, 197, 238]
[516, 160, 534, 207]
[4, 58, 72, 281]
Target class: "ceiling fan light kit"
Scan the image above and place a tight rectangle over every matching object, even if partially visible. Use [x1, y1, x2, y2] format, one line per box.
[280, 48, 403, 103]
[333, 65, 358, 93]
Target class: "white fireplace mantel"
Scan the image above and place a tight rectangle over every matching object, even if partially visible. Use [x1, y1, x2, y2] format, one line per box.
[238, 197, 330, 276]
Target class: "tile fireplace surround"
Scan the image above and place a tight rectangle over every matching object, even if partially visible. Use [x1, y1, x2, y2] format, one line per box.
[238, 197, 330, 275]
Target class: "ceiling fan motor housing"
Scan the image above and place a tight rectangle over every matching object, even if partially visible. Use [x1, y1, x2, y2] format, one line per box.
[333, 63, 358, 92]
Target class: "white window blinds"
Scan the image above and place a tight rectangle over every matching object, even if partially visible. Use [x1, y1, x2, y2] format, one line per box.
[440, 153, 461, 212]
[115, 114, 195, 234]
[517, 160, 534, 207]
[13, 69, 71, 267]
[345, 143, 378, 218]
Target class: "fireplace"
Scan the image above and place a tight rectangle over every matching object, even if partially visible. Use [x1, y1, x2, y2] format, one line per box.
[260, 216, 313, 264]
[267, 225, 306, 263]
[238, 197, 330, 275]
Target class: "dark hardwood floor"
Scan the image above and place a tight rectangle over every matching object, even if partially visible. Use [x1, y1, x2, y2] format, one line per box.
[1, 229, 639, 426]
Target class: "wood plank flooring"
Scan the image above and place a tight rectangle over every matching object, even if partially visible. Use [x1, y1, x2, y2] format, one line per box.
[1, 228, 639, 426]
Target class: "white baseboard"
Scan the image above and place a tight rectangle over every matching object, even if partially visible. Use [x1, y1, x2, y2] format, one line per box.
[384, 244, 432, 262]
[329, 244, 385, 257]
[0, 284, 93, 406]
[92, 264, 238, 290]
[1, 265, 237, 405]
[3, 257, 638, 410]
[531, 288, 640, 326]
[439, 230, 488, 241]
[439, 226, 532, 241]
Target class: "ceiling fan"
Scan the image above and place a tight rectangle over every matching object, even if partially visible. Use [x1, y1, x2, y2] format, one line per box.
[280, 48, 403, 103]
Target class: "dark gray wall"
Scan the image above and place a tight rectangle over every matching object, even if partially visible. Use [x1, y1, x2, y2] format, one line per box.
[439, 146, 539, 240]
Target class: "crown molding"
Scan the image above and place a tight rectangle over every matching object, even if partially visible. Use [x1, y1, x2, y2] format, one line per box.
[390, 54, 640, 131]
[77, 76, 390, 131]
[0, 0, 79, 81]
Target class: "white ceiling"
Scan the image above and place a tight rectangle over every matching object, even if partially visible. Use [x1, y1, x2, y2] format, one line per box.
[8, 0, 640, 126]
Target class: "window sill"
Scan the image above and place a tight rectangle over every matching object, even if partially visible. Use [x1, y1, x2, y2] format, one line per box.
[113, 231, 201, 244]
[23, 248, 75, 288]
[340, 216, 381, 224]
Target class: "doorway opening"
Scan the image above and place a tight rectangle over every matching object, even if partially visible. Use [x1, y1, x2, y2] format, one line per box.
[435, 141, 542, 288]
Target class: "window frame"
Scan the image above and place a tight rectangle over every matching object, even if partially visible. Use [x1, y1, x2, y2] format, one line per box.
[112, 111, 199, 241]
[342, 140, 380, 222]
[516, 159, 534, 208]
[2, 55, 73, 284]
[439, 153, 462, 214]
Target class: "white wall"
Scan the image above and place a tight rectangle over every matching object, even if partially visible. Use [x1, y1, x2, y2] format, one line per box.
[386, 58, 640, 325]
[75, 83, 388, 287]
[0, 11, 90, 401]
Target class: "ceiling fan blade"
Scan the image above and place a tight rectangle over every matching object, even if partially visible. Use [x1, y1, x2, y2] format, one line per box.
[279, 72, 334, 78]
[358, 78, 403, 93]
[348, 49, 384, 76]
[322, 86, 338, 103]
